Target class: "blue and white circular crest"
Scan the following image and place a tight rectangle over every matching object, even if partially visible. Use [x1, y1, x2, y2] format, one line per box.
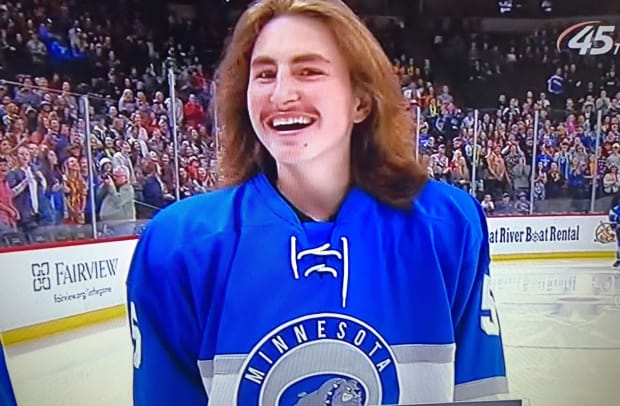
[235, 313, 400, 405]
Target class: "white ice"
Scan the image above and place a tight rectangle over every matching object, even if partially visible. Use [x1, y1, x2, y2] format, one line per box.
[3, 259, 620, 406]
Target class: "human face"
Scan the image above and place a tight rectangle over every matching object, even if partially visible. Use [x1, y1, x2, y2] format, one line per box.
[16, 147, 30, 166]
[47, 150, 57, 165]
[247, 14, 365, 169]
[0, 139, 10, 154]
[67, 157, 79, 171]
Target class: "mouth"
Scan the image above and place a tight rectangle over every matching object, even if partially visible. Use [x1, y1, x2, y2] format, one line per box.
[267, 115, 317, 134]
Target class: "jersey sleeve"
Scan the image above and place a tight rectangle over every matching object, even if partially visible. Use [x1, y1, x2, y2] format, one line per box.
[452, 195, 508, 401]
[0, 339, 17, 406]
[126, 217, 208, 405]
[609, 194, 620, 223]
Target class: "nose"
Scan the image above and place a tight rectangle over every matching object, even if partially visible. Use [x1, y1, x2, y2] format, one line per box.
[269, 71, 300, 107]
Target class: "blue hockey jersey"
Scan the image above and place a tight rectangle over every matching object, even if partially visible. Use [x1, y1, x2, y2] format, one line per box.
[0, 338, 17, 406]
[609, 194, 620, 225]
[126, 173, 508, 405]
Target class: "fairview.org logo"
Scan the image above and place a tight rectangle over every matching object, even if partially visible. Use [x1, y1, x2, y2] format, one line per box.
[30, 258, 118, 293]
[556, 21, 620, 56]
[31, 262, 52, 292]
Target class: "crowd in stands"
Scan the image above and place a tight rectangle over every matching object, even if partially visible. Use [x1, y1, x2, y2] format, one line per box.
[0, 0, 618, 247]
[397, 18, 620, 216]
[0, 0, 219, 245]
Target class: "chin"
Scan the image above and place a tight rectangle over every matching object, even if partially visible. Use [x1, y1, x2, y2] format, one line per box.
[270, 147, 317, 166]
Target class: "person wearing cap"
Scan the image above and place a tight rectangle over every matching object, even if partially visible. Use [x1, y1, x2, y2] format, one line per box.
[98, 165, 136, 237]
[99, 157, 113, 179]
[514, 191, 530, 214]
[606, 143, 620, 170]
[495, 193, 515, 215]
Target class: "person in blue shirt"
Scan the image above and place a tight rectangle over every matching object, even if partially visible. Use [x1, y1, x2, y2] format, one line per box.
[126, 0, 508, 405]
[609, 192, 620, 267]
[0, 338, 17, 406]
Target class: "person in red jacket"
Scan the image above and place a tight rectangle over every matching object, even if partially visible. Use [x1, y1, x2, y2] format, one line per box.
[183, 94, 206, 129]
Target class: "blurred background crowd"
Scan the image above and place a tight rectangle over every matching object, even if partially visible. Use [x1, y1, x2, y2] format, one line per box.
[0, 0, 619, 246]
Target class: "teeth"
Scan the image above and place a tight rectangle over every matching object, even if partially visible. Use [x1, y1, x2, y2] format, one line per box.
[272, 116, 313, 128]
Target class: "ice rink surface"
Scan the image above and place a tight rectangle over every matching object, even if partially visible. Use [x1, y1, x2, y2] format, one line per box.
[4, 259, 620, 406]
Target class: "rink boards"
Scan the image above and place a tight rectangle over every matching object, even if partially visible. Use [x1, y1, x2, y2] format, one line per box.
[0, 214, 616, 344]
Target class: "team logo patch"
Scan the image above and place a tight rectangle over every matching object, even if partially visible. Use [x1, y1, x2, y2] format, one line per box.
[235, 313, 400, 405]
[594, 221, 616, 244]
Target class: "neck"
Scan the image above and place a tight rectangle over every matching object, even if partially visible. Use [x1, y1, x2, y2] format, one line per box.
[276, 153, 351, 222]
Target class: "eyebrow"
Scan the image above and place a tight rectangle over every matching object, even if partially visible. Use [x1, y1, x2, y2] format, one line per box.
[250, 53, 331, 68]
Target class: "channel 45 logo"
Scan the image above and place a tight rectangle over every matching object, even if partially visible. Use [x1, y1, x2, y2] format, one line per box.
[31, 262, 51, 292]
[557, 21, 620, 56]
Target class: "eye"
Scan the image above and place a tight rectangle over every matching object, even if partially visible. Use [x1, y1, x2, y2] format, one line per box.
[255, 70, 275, 80]
[299, 67, 322, 77]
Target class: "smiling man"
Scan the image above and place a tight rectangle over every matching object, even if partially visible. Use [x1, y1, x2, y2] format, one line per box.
[126, 0, 508, 405]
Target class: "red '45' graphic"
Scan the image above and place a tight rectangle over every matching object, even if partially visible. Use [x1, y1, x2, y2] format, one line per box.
[556, 21, 620, 56]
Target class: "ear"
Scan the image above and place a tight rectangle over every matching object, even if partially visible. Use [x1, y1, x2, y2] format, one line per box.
[352, 93, 371, 124]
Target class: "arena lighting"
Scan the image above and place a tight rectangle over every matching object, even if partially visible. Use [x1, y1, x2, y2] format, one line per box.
[540, 0, 553, 13]
[498, 0, 519, 14]
[498, 0, 553, 14]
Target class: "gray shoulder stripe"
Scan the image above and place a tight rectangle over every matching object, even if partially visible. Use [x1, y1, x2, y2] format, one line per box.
[197, 359, 213, 378]
[391, 343, 456, 363]
[198, 355, 247, 379]
[214, 355, 246, 375]
[196, 343, 457, 380]
[454, 376, 509, 401]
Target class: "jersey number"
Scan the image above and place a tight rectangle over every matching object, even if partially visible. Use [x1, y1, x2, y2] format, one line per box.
[130, 301, 142, 368]
[481, 274, 500, 336]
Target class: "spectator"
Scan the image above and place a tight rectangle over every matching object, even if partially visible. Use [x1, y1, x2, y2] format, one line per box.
[0, 157, 19, 232]
[7, 146, 52, 231]
[449, 149, 470, 191]
[63, 156, 87, 225]
[546, 67, 564, 106]
[495, 193, 515, 215]
[533, 162, 548, 201]
[430, 144, 449, 181]
[567, 157, 587, 210]
[112, 140, 136, 184]
[183, 94, 206, 129]
[514, 191, 531, 214]
[546, 162, 564, 199]
[98, 165, 136, 236]
[39, 149, 66, 225]
[481, 193, 495, 215]
[603, 166, 620, 195]
[141, 160, 167, 219]
[0, 139, 15, 168]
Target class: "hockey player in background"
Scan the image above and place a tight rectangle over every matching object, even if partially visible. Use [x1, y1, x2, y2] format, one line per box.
[609, 191, 620, 267]
[0, 338, 17, 406]
[126, 0, 508, 404]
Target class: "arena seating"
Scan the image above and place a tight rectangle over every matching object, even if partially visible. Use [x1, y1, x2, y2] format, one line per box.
[0, 1, 618, 247]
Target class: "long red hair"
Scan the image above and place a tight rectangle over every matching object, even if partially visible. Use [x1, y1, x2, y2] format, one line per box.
[215, 0, 426, 209]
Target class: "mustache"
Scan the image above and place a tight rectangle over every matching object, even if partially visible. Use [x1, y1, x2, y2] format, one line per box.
[260, 108, 318, 122]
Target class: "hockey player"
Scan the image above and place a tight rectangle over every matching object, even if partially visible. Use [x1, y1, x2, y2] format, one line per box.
[0, 338, 17, 406]
[126, 0, 508, 404]
[609, 191, 620, 267]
